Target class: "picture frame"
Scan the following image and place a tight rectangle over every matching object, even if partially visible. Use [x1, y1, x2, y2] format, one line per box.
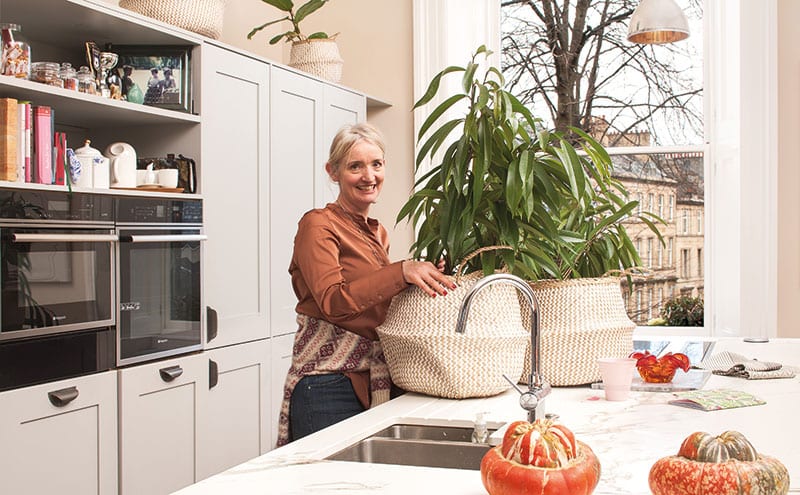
[111, 45, 192, 113]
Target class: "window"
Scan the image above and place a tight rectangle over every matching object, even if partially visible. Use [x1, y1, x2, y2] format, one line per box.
[647, 193, 654, 213]
[658, 194, 664, 218]
[681, 248, 690, 278]
[682, 209, 689, 234]
[657, 240, 663, 268]
[637, 193, 643, 215]
[697, 248, 703, 277]
[647, 237, 653, 268]
[669, 195, 674, 221]
[697, 211, 702, 235]
[668, 237, 674, 267]
[647, 287, 653, 319]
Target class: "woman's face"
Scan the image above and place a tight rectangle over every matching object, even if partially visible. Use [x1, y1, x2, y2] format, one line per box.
[331, 140, 385, 216]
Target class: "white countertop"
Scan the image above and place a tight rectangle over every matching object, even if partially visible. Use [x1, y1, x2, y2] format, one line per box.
[175, 338, 800, 494]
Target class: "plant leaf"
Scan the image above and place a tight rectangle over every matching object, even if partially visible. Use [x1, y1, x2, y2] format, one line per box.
[261, 0, 294, 12]
[295, 0, 328, 23]
[414, 66, 465, 109]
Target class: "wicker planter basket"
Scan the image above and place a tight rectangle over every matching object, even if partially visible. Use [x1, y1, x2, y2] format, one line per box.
[376, 271, 528, 399]
[520, 277, 635, 386]
[289, 39, 344, 83]
[119, 0, 225, 39]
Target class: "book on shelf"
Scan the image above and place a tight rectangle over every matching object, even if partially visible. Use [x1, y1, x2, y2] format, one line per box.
[33, 105, 53, 185]
[54, 131, 66, 186]
[0, 97, 19, 181]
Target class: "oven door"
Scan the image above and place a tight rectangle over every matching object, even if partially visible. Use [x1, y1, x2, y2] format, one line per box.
[0, 226, 116, 341]
[117, 227, 206, 366]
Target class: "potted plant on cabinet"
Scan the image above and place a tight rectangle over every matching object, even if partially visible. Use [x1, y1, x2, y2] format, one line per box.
[399, 46, 664, 386]
[247, 0, 344, 83]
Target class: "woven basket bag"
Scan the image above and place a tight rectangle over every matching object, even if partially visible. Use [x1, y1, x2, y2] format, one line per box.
[376, 269, 528, 399]
[520, 277, 635, 386]
[119, 0, 226, 39]
[289, 39, 344, 83]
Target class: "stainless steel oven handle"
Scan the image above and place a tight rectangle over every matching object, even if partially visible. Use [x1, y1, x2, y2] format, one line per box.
[120, 234, 208, 243]
[11, 233, 119, 243]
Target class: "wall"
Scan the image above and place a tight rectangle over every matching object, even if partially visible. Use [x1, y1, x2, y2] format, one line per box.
[777, 0, 800, 338]
[219, 0, 417, 259]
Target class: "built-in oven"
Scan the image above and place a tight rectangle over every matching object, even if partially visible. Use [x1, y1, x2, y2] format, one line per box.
[0, 188, 116, 391]
[115, 196, 205, 366]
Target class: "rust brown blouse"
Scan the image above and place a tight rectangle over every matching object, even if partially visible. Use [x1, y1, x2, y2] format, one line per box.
[289, 202, 409, 340]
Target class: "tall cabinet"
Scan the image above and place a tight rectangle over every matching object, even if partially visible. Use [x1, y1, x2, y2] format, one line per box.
[267, 66, 366, 445]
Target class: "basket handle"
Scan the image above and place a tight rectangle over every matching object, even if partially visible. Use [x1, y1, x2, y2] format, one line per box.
[454, 245, 513, 283]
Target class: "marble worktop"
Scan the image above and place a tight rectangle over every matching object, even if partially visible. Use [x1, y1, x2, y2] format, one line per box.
[174, 338, 800, 494]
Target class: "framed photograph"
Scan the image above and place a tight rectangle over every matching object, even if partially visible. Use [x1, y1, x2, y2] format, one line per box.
[112, 45, 192, 113]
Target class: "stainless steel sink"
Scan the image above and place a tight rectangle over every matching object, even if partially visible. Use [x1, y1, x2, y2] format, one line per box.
[326, 424, 494, 470]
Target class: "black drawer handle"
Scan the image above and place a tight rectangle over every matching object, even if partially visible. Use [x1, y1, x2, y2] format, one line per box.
[209, 359, 219, 389]
[48, 386, 79, 407]
[206, 306, 218, 343]
[159, 365, 184, 382]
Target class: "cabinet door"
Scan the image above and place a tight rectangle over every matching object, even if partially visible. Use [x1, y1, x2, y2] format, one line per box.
[268, 68, 368, 339]
[269, 67, 324, 338]
[118, 353, 207, 495]
[269, 332, 295, 448]
[0, 371, 118, 495]
[197, 339, 270, 480]
[318, 84, 367, 205]
[201, 43, 270, 349]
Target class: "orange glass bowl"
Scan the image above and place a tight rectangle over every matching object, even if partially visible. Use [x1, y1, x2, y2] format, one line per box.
[629, 351, 691, 383]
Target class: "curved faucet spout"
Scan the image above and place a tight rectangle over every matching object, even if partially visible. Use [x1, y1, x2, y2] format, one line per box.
[455, 273, 550, 421]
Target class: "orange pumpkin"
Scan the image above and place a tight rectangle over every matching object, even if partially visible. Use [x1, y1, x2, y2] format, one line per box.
[649, 431, 790, 495]
[480, 419, 601, 495]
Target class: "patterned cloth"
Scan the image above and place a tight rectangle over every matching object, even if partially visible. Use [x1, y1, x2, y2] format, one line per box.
[698, 351, 797, 380]
[276, 314, 391, 447]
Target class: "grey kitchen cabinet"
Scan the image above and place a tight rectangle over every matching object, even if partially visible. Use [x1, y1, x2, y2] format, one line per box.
[268, 67, 367, 339]
[201, 42, 271, 349]
[0, 371, 118, 495]
[118, 352, 208, 495]
[197, 339, 270, 480]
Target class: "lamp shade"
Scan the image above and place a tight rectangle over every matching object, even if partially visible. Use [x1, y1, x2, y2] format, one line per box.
[627, 0, 690, 44]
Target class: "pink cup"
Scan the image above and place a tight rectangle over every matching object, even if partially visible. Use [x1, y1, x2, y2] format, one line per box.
[598, 358, 636, 401]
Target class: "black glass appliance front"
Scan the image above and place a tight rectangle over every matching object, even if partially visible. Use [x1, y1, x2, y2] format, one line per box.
[116, 223, 204, 365]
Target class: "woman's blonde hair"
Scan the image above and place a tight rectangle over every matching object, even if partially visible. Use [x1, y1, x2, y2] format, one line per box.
[327, 122, 386, 176]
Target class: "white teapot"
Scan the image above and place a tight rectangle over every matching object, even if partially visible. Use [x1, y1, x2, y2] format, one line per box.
[73, 140, 110, 189]
[105, 142, 137, 188]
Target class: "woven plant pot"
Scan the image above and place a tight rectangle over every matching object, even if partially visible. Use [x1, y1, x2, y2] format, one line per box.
[520, 277, 635, 386]
[289, 39, 344, 83]
[119, 0, 225, 39]
[376, 271, 528, 399]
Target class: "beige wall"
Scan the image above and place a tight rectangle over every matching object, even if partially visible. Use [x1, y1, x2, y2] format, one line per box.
[219, 0, 417, 259]
[777, 0, 800, 338]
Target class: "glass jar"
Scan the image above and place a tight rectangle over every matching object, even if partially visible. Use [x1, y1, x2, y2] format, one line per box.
[30, 61, 63, 88]
[59, 62, 78, 91]
[0, 23, 31, 79]
[76, 65, 97, 95]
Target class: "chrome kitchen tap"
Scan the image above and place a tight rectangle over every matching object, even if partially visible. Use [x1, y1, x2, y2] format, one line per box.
[455, 273, 551, 422]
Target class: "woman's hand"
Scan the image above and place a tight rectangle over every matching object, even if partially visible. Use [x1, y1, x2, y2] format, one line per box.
[402, 260, 456, 297]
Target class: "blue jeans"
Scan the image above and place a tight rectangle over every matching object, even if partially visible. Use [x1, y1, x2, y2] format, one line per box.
[289, 373, 365, 442]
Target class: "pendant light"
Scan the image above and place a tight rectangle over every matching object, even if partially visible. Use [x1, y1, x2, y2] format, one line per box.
[627, 0, 690, 44]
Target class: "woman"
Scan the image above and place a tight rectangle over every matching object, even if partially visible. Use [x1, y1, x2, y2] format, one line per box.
[277, 122, 454, 446]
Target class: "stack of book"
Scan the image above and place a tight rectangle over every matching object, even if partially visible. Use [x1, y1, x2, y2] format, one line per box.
[0, 97, 68, 185]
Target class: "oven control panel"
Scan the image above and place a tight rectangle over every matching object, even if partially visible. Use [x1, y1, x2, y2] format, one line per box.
[116, 197, 202, 224]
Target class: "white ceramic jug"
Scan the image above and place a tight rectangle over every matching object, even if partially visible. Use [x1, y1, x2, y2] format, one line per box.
[105, 142, 137, 188]
[73, 140, 110, 189]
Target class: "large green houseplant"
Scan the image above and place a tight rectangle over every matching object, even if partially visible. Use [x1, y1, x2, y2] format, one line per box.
[399, 47, 664, 387]
[398, 46, 662, 279]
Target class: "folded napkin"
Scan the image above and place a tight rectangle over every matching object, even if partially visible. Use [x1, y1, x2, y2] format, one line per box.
[698, 351, 797, 380]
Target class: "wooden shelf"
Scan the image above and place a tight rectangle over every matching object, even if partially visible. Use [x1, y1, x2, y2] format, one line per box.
[0, 77, 200, 128]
